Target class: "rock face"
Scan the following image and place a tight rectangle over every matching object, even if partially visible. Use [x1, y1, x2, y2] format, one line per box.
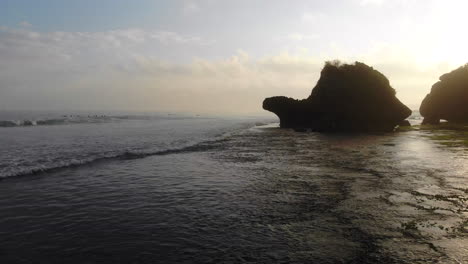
[263, 61, 412, 132]
[420, 64, 468, 124]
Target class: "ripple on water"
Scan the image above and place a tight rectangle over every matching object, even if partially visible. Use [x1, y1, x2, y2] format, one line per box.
[0, 126, 467, 263]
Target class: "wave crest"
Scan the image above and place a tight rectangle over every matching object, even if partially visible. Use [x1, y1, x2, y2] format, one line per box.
[0, 138, 226, 179]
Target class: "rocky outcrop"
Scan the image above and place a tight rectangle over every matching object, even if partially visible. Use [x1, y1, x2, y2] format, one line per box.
[263, 61, 412, 132]
[420, 64, 468, 124]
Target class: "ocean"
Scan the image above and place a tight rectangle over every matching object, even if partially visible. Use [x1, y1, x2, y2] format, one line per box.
[0, 111, 467, 263]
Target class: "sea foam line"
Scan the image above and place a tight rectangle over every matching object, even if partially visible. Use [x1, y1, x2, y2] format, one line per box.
[0, 138, 227, 179]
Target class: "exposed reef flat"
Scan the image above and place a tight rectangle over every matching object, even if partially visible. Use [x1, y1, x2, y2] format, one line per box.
[263, 61, 412, 132]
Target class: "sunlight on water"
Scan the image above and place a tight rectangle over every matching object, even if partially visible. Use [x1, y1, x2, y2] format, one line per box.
[0, 122, 467, 263]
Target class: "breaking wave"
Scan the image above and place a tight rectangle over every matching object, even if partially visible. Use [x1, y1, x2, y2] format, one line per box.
[0, 138, 227, 179]
[0, 116, 114, 127]
[0, 114, 205, 128]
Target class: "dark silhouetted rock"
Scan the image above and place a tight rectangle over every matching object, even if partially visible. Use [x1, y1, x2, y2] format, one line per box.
[398, 120, 411, 127]
[421, 117, 440, 125]
[420, 64, 468, 124]
[263, 61, 412, 132]
[0, 121, 17, 127]
[23, 120, 34, 126]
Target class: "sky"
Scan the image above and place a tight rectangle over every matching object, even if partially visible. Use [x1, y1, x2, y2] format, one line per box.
[1, 0, 467, 114]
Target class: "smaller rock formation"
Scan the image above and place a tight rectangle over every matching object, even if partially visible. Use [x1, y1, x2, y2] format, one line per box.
[263, 61, 412, 132]
[420, 64, 468, 124]
[398, 120, 411, 127]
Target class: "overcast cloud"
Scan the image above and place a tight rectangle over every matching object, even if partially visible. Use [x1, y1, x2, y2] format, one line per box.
[0, 0, 467, 114]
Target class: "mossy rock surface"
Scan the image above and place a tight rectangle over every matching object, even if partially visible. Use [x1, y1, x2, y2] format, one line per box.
[417, 122, 468, 147]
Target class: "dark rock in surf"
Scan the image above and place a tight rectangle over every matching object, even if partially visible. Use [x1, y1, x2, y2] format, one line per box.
[0, 121, 17, 127]
[263, 61, 412, 132]
[420, 64, 468, 124]
[23, 120, 34, 126]
[398, 120, 411, 127]
[421, 117, 440, 125]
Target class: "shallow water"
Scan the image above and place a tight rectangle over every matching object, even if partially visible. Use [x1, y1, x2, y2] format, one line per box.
[0, 114, 256, 178]
[0, 118, 467, 263]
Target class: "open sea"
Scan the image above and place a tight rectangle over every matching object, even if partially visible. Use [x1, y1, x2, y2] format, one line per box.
[0, 111, 467, 263]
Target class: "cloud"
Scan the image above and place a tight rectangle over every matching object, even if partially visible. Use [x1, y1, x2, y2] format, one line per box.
[0, 27, 208, 67]
[301, 12, 327, 23]
[357, 0, 418, 7]
[0, 27, 323, 114]
[0, 27, 459, 114]
[359, 0, 385, 6]
[18, 21, 32, 27]
[286, 33, 320, 41]
[182, 1, 200, 15]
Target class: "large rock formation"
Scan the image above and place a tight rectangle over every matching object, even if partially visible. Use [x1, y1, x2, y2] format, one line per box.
[420, 64, 468, 124]
[263, 61, 412, 132]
